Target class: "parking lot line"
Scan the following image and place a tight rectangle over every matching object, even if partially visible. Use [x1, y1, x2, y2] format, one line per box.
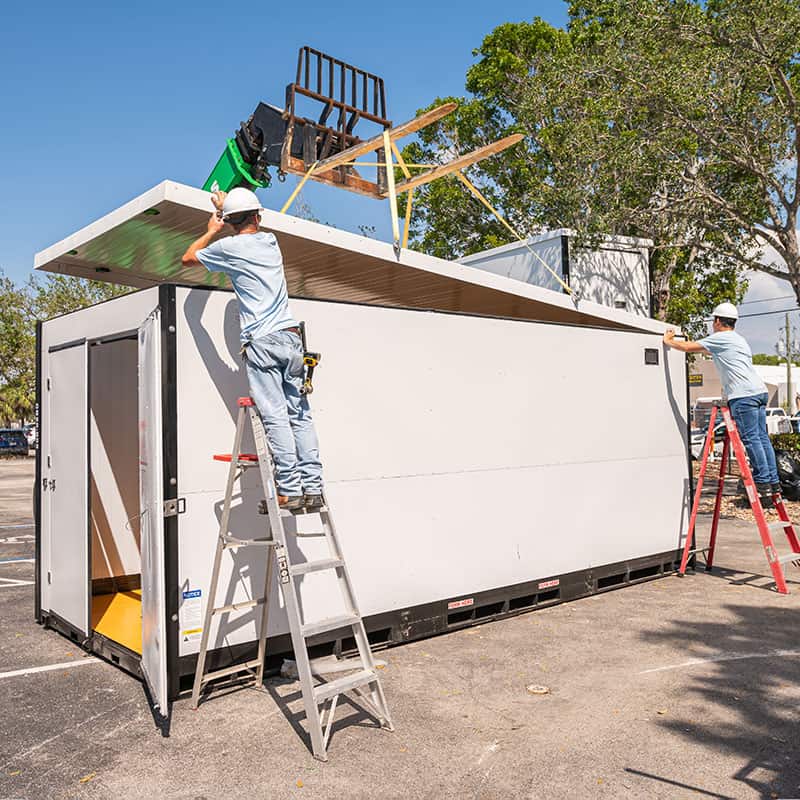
[0, 557, 34, 564]
[0, 577, 34, 588]
[0, 658, 100, 680]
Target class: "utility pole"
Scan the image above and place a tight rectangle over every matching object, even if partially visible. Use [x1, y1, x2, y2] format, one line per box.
[776, 313, 799, 414]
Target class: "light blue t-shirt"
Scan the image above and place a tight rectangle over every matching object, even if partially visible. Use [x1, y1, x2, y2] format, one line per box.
[197, 232, 297, 342]
[699, 330, 767, 400]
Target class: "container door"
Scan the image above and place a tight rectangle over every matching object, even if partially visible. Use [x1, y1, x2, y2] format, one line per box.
[46, 342, 89, 634]
[138, 310, 168, 714]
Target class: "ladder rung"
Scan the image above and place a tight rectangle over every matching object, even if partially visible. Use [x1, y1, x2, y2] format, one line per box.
[777, 552, 800, 564]
[212, 598, 264, 615]
[687, 547, 710, 555]
[768, 521, 796, 531]
[223, 536, 275, 549]
[313, 669, 376, 703]
[200, 658, 262, 685]
[290, 558, 344, 576]
[301, 613, 361, 638]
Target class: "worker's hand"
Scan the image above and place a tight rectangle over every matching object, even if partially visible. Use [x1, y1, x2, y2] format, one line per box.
[207, 212, 226, 236]
[210, 190, 227, 212]
[663, 328, 676, 345]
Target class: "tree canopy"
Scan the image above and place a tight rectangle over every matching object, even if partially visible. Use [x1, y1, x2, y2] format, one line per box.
[0, 273, 129, 425]
[400, 0, 800, 333]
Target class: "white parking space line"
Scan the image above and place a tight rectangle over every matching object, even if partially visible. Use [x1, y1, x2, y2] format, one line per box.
[0, 523, 34, 530]
[0, 577, 34, 588]
[639, 649, 800, 673]
[0, 658, 100, 680]
[0, 557, 34, 564]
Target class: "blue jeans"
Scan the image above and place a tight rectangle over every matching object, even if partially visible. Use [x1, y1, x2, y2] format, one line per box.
[244, 329, 323, 496]
[728, 392, 779, 485]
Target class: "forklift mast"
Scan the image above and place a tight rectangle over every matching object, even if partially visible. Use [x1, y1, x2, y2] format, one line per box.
[204, 46, 391, 195]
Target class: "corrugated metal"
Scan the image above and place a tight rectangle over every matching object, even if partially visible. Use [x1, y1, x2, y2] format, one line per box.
[35, 181, 669, 333]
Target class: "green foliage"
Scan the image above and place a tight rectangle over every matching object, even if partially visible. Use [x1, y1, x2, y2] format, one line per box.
[0, 272, 129, 424]
[401, 0, 800, 327]
[753, 354, 800, 367]
[770, 433, 800, 453]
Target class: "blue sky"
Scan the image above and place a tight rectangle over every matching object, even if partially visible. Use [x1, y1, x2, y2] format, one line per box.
[1, 0, 567, 284]
[2, 0, 795, 352]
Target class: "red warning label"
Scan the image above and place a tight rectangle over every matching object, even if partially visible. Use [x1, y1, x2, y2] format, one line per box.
[448, 598, 474, 610]
[538, 579, 560, 590]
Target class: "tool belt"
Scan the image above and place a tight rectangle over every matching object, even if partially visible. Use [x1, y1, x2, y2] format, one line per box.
[240, 323, 321, 395]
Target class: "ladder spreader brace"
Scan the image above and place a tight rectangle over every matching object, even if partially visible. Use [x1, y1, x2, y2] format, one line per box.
[191, 396, 393, 760]
[679, 401, 800, 594]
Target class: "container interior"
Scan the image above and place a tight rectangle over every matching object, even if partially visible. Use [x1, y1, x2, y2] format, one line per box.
[89, 337, 142, 654]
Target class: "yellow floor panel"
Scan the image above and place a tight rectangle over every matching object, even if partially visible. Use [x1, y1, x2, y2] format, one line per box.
[91, 590, 142, 655]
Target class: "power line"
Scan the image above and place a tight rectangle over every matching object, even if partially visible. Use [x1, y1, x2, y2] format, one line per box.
[738, 306, 800, 319]
[739, 293, 796, 306]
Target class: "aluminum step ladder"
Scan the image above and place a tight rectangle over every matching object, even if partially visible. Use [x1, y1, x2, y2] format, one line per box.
[679, 401, 800, 593]
[191, 396, 393, 760]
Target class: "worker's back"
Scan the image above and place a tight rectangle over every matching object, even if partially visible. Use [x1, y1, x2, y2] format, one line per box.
[197, 232, 297, 341]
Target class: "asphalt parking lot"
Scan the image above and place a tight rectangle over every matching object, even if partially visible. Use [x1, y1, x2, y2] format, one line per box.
[1, 456, 799, 800]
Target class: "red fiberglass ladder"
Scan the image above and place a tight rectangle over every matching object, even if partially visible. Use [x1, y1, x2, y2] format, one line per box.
[679, 401, 800, 594]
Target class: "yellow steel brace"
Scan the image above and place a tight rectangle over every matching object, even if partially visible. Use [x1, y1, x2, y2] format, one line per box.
[456, 171, 574, 297]
[281, 161, 319, 215]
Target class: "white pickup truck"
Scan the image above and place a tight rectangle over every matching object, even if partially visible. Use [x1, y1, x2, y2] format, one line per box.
[765, 407, 793, 435]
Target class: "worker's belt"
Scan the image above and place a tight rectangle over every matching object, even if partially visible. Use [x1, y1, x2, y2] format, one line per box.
[283, 326, 301, 336]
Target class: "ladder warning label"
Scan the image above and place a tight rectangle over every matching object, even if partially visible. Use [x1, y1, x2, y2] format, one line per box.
[181, 589, 203, 641]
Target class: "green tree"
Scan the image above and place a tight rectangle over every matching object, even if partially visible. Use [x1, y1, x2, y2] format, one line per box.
[401, 0, 799, 329]
[0, 273, 35, 425]
[0, 273, 129, 424]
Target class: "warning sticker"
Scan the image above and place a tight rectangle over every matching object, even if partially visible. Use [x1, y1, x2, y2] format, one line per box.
[538, 579, 560, 590]
[448, 598, 474, 610]
[181, 589, 203, 642]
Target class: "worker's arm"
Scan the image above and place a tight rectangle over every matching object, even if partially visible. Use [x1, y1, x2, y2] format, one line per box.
[663, 328, 709, 354]
[181, 212, 227, 267]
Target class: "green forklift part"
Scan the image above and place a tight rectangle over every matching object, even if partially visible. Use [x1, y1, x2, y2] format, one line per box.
[202, 139, 271, 193]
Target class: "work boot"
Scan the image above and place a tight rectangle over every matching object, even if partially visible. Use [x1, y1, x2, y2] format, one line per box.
[304, 493, 325, 510]
[772, 482, 783, 496]
[278, 495, 305, 511]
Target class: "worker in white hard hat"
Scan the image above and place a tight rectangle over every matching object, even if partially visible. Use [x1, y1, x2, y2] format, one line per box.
[663, 302, 780, 505]
[181, 187, 324, 511]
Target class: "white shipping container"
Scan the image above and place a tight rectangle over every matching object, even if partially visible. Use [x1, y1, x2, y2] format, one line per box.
[34, 182, 689, 716]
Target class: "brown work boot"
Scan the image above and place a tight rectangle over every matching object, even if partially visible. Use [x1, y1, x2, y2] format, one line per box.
[304, 493, 325, 510]
[278, 495, 304, 511]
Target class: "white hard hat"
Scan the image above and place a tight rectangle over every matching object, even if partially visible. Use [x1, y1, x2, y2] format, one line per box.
[221, 187, 262, 220]
[711, 302, 739, 320]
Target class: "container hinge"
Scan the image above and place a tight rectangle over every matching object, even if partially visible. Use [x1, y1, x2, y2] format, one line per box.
[47, 571, 51, 584]
[163, 498, 186, 517]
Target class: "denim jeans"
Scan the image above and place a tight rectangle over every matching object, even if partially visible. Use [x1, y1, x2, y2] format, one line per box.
[728, 392, 779, 485]
[244, 329, 323, 496]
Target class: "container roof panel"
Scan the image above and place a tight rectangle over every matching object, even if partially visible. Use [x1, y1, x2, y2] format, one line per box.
[34, 181, 669, 333]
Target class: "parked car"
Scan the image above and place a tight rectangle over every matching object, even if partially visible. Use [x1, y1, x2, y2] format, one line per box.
[765, 407, 792, 435]
[0, 428, 29, 456]
[788, 415, 800, 434]
[690, 419, 727, 460]
[24, 424, 37, 449]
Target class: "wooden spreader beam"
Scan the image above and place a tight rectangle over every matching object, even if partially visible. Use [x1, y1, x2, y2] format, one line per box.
[278, 103, 524, 206]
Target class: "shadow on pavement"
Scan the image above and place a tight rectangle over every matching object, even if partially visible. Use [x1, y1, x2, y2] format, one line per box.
[638, 603, 800, 799]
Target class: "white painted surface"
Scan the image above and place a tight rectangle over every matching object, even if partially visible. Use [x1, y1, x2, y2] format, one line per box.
[460, 231, 651, 316]
[34, 181, 672, 336]
[138, 311, 168, 713]
[175, 287, 689, 656]
[0, 659, 100, 680]
[46, 343, 89, 634]
[39, 288, 160, 615]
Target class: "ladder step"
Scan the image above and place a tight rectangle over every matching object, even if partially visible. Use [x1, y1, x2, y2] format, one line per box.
[200, 658, 262, 685]
[290, 558, 344, 576]
[768, 521, 796, 531]
[313, 669, 376, 704]
[777, 552, 800, 565]
[223, 536, 275, 549]
[212, 598, 264, 614]
[301, 613, 361, 638]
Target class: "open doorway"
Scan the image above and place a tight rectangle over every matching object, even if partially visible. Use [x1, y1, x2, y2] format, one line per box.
[89, 337, 142, 656]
